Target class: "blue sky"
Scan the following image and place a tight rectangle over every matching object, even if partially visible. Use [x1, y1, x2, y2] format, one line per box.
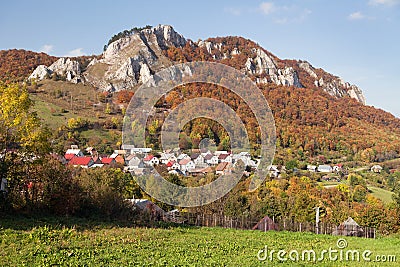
[1, 0, 399, 116]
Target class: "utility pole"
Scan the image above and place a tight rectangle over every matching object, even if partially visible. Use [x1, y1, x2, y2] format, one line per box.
[314, 206, 320, 234]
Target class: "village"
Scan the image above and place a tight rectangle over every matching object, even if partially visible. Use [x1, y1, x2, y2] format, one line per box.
[59, 144, 385, 179]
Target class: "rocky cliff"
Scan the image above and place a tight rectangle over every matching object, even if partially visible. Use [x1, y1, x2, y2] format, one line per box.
[29, 24, 366, 104]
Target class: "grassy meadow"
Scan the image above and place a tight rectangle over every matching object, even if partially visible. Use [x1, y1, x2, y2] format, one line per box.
[0, 217, 399, 266]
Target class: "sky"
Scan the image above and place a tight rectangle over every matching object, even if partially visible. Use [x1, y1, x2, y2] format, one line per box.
[1, 0, 399, 116]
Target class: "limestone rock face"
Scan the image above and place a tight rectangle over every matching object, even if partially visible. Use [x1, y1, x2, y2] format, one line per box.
[85, 24, 187, 92]
[29, 58, 81, 83]
[29, 65, 51, 80]
[28, 24, 366, 104]
[298, 61, 365, 104]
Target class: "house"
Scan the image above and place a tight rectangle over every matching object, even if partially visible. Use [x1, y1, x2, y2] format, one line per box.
[124, 154, 136, 165]
[64, 145, 84, 160]
[121, 145, 152, 155]
[179, 158, 195, 172]
[68, 156, 94, 168]
[191, 153, 206, 167]
[307, 165, 317, 172]
[101, 157, 116, 165]
[126, 198, 165, 218]
[232, 153, 257, 168]
[215, 162, 231, 175]
[177, 153, 190, 161]
[214, 151, 229, 156]
[160, 153, 177, 164]
[218, 153, 233, 164]
[204, 154, 219, 166]
[188, 166, 214, 176]
[371, 165, 383, 173]
[252, 215, 279, 231]
[90, 155, 103, 168]
[267, 165, 280, 178]
[317, 165, 333, 173]
[143, 155, 159, 166]
[110, 152, 125, 164]
[333, 164, 343, 172]
[128, 156, 145, 169]
[166, 160, 180, 170]
[332, 217, 368, 237]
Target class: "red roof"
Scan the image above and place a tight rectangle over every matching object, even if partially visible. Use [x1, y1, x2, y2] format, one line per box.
[64, 153, 76, 160]
[68, 157, 93, 166]
[166, 161, 175, 167]
[218, 154, 230, 160]
[143, 155, 154, 161]
[101, 157, 114, 164]
[215, 162, 229, 171]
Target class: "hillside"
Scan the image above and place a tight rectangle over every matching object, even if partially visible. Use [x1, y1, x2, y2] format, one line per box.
[6, 24, 400, 163]
[0, 49, 57, 83]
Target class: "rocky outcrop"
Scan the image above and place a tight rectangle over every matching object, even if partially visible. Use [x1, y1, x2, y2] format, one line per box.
[298, 61, 365, 104]
[243, 48, 302, 88]
[29, 65, 51, 80]
[29, 58, 81, 83]
[84, 24, 187, 91]
[28, 24, 366, 104]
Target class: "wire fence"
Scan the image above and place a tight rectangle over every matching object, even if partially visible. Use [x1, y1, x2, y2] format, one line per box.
[165, 213, 376, 238]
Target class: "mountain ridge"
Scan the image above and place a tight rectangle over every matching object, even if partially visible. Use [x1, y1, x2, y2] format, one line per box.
[26, 24, 365, 104]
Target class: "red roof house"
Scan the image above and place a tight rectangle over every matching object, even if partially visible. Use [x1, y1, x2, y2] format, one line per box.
[68, 157, 94, 168]
[101, 157, 116, 165]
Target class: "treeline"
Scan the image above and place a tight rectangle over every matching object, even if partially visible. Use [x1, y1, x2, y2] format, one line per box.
[103, 25, 152, 51]
[0, 49, 57, 83]
[1, 154, 141, 218]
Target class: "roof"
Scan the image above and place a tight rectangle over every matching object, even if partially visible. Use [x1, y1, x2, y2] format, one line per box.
[129, 199, 165, 214]
[68, 156, 93, 166]
[318, 165, 332, 170]
[215, 162, 229, 171]
[143, 155, 154, 161]
[114, 150, 126, 155]
[166, 161, 175, 167]
[125, 154, 136, 161]
[371, 165, 383, 169]
[204, 154, 213, 160]
[101, 157, 114, 164]
[190, 153, 200, 160]
[65, 149, 81, 155]
[64, 153, 76, 160]
[218, 153, 230, 160]
[179, 158, 191, 165]
[340, 217, 360, 227]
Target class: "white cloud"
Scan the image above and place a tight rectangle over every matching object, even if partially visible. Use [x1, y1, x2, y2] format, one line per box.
[64, 48, 85, 57]
[40, 44, 53, 54]
[259, 2, 275, 15]
[369, 0, 400, 6]
[348, 11, 365, 20]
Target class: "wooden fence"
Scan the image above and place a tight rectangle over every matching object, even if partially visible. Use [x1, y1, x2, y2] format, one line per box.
[168, 213, 376, 238]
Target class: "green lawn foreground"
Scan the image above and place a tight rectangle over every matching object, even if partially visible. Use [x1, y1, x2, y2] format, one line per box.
[0, 217, 399, 266]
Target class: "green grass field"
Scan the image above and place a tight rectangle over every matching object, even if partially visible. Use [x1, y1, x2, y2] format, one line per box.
[0, 217, 399, 266]
[369, 186, 394, 204]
